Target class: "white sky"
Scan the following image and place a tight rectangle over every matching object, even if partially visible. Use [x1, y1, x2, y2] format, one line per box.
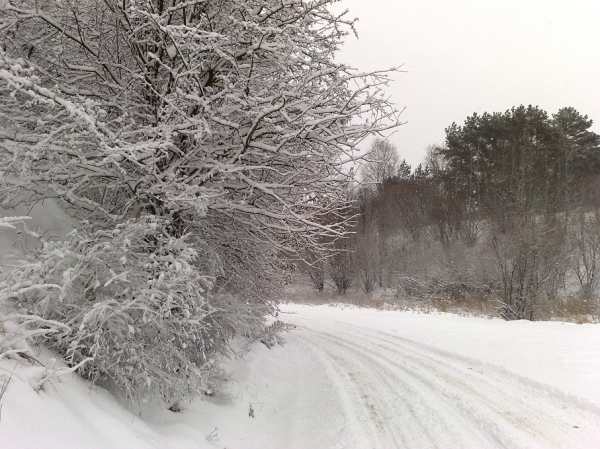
[332, 0, 600, 168]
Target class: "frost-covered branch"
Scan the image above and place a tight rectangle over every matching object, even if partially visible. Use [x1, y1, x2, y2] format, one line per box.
[0, 0, 402, 405]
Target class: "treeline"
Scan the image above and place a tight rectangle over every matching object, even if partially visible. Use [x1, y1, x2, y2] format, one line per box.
[302, 106, 600, 320]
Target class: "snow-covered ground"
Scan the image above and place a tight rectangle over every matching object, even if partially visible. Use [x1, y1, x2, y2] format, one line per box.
[1, 303, 600, 448]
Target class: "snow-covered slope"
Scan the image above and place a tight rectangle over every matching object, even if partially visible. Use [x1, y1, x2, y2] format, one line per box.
[1, 304, 600, 448]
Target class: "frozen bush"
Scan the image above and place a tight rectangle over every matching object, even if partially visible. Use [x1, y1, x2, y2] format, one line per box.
[6, 217, 228, 405]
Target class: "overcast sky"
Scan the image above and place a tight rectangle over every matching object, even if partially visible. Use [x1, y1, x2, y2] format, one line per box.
[332, 0, 600, 168]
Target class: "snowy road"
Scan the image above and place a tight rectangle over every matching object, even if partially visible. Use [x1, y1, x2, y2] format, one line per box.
[267, 305, 600, 449]
[3, 304, 600, 449]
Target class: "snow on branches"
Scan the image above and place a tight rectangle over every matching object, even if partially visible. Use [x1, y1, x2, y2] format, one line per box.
[0, 0, 400, 240]
[2, 217, 222, 403]
[0, 0, 401, 404]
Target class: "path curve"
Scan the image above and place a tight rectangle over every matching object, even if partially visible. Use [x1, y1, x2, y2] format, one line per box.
[282, 311, 600, 449]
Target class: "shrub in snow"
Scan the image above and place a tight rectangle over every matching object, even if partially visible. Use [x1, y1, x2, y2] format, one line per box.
[258, 320, 296, 348]
[0, 216, 88, 390]
[3, 217, 235, 404]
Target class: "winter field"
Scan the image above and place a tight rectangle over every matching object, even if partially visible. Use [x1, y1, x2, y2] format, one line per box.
[1, 302, 600, 449]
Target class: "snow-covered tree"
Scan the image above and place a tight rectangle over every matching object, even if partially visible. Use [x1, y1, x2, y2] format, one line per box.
[0, 0, 400, 404]
[361, 138, 400, 188]
[0, 0, 398, 236]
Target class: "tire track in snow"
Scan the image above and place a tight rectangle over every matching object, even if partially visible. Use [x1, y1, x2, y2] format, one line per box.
[290, 316, 600, 448]
[299, 327, 504, 448]
[297, 336, 387, 448]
